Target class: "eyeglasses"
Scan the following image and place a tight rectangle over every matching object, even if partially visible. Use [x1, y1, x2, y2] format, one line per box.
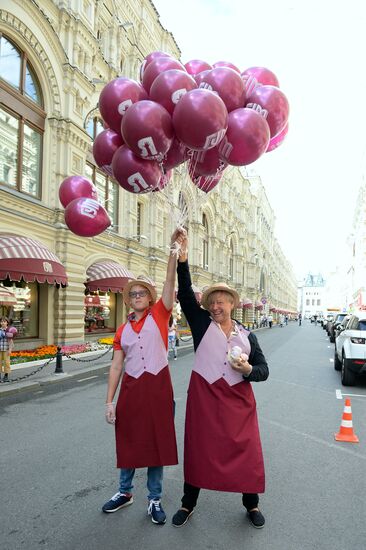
[129, 290, 149, 299]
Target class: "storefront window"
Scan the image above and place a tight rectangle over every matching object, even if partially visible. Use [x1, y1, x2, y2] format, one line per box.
[85, 162, 118, 227]
[0, 281, 38, 337]
[84, 291, 116, 334]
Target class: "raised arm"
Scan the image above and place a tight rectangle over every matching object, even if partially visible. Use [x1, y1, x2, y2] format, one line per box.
[161, 228, 187, 311]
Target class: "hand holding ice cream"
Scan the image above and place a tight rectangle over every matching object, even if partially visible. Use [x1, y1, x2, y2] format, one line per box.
[228, 346, 252, 376]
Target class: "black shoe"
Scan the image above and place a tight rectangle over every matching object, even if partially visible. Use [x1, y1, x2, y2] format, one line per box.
[102, 492, 133, 513]
[172, 508, 194, 527]
[247, 509, 265, 529]
[3, 374, 9, 383]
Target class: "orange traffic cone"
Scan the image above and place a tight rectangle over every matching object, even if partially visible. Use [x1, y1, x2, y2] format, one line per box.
[334, 398, 359, 443]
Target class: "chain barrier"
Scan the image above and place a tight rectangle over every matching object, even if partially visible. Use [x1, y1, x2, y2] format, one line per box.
[62, 346, 113, 363]
[7, 356, 56, 383]
[5, 346, 113, 384]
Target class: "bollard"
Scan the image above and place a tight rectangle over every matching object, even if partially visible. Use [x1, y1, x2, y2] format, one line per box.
[54, 345, 64, 374]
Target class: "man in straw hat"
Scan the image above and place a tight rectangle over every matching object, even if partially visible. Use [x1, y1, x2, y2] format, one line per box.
[172, 235, 269, 529]
[102, 228, 186, 525]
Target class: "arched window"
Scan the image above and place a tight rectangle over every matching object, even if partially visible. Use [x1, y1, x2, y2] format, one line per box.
[229, 238, 234, 280]
[0, 34, 45, 197]
[202, 213, 209, 270]
[86, 116, 118, 228]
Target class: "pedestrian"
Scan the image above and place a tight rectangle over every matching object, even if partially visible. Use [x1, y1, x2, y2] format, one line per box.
[298, 313, 302, 326]
[102, 228, 186, 525]
[168, 314, 178, 360]
[267, 314, 273, 328]
[0, 317, 15, 383]
[279, 314, 284, 327]
[172, 234, 269, 529]
[285, 315, 288, 326]
[313, 314, 318, 326]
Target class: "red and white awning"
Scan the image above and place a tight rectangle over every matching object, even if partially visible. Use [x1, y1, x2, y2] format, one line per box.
[0, 234, 68, 286]
[240, 298, 253, 309]
[85, 261, 135, 292]
[254, 300, 264, 310]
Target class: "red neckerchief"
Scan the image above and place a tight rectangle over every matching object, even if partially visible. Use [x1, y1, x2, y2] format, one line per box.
[127, 308, 151, 323]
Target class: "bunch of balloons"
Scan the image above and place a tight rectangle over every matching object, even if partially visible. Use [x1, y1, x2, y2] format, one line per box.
[60, 51, 289, 237]
[59, 176, 111, 237]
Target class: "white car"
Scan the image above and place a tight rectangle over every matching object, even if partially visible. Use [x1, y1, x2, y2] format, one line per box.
[334, 313, 366, 386]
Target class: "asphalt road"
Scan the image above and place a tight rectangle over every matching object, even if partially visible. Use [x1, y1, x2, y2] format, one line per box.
[1, 322, 365, 550]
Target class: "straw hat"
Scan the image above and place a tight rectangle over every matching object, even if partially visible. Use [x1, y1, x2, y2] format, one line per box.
[123, 275, 157, 306]
[201, 282, 240, 310]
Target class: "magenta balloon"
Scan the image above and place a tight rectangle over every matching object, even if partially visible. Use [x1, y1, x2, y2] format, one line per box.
[121, 100, 174, 161]
[184, 59, 212, 76]
[142, 56, 186, 93]
[189, 146, 227, 176]
[7, 326, 17, 336]
[191, 171, 223, 193]
[246, 85, 289, 137]
[163, 138, 188, 170]
[150, 69, 197, 115]
[242, 66, 279, 87]
[198, 67, 246, 112]
[213, 61, 240, 73]
[194, 70, 211, 87]
[112, 145, 161, 194]
[218, 108, 270, 166]
[59, 176, 98, 208]
[92, 129, 124, 176]
[140, 51, 173, 81]
[99, 77, 148, 133]
[266, 122, 289, 152]
[64, 197, 111, 237]
[172, 89, 228, 151]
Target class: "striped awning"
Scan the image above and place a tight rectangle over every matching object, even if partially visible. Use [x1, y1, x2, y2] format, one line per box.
[0, 234, 68, 286]
[240, 298, 253, 309]
[85, 261, 135, 293]
[0, 284, 17, 306]
[254, 300, 264, 310]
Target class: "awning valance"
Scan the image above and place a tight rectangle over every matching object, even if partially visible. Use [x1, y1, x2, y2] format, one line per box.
[0, 234, 68, 286]
[85, 261, 135, 293]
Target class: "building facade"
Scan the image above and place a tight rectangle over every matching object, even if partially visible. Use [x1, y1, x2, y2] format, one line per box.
[298, 273, 325, 318]
[0, 0, 297, 348]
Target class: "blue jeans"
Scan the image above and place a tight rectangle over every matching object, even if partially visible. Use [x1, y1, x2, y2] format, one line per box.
[119, 466, 163, 500]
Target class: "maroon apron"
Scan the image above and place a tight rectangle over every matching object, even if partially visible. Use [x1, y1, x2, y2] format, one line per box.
[184, 321, 265, 492]
[115, 314, 178, 468]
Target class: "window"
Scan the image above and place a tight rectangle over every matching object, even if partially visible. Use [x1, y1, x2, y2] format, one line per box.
[306, 299, 310, 306]
[86, 116, 118, 227]
[317, 299, 321, 306]
[0, 34, 44, 197]
[202, 213, 208, 270]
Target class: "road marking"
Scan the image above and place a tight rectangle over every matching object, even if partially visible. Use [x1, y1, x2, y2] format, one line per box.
[34, 390, 44, 394]
[336, 389, 366, 399]
[77, 376, 98, 382]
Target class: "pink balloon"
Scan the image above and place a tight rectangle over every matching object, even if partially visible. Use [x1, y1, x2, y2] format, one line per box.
[140, 51, 173, 81]
[7, 326, 17, 336]
[92, 129, 124, 176]
[213, 61, 241, 73]
[59, 176, 98, 208]
[198, 67, 246, 112]
[194, 70, 211, 87]
[218, 108, 270, 166]
[121, 100, 174, 161]
[142, 56, 186, 93]
[191, 171, 223, 193]
[242, 66, 279, 87]
[246, 85, 289, 137]
[184, 59, 212, 76]
[150, 69, 197, 114]
[266, 122, 289, 152]
[163, 138, 188, 170]
[64, 197, 111, 237]
[172, 89, 228, 151]
[112, 145, 161, 194]
[189, 146, 227, 176]
[99, 78, 148, 133]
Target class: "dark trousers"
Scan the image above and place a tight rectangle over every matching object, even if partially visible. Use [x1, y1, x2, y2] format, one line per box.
[181, 482, 259, 511]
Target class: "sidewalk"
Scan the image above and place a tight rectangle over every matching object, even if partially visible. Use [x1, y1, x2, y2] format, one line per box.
[0, 338, 195, 398]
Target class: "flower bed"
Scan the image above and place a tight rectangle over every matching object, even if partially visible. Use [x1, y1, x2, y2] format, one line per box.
[10, 341, 111, 364]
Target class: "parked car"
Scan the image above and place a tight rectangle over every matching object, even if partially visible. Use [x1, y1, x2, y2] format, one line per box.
[329, 313, 348, 343]
[334, 312, 366, 385]
[333, 314, 351, 341]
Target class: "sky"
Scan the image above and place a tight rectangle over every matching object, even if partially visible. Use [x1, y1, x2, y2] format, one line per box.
[152, 0, 366, 279]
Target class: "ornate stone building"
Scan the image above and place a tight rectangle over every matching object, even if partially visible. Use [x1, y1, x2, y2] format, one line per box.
[0, 0, 297, 348]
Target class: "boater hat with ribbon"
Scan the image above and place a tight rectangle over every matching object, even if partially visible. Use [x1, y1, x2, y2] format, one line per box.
[123, 275, 157, 306]
[201, 282, 240, 310]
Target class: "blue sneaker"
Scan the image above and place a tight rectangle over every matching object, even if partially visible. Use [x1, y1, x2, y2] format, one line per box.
[148, 499, 166, 524]
[102, 492, 133, 513]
